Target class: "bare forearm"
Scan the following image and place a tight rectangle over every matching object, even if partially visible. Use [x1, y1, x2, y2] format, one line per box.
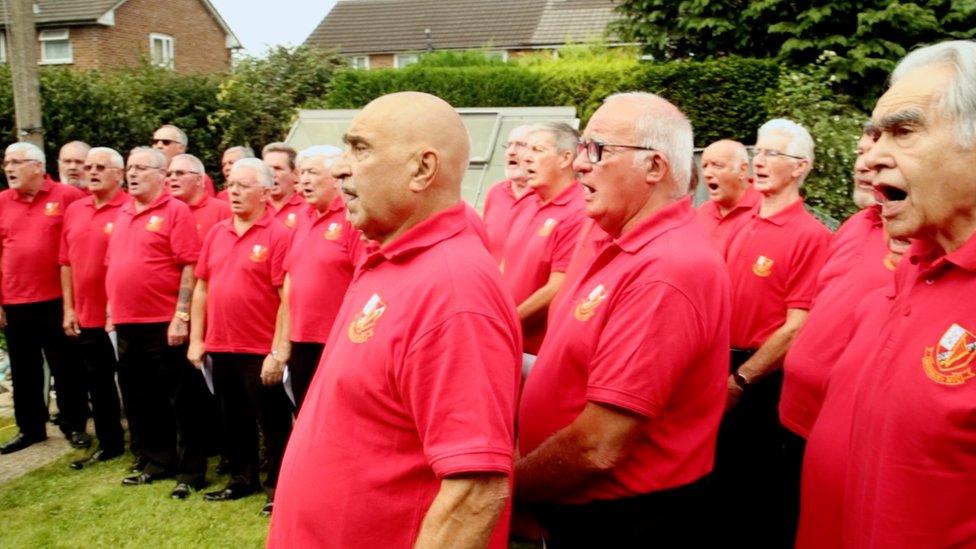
[271, 288, 290, 359]
[516, 273, 565, 320]
[515, 428, 605, 502]
[739, 314, 807, 380]
[176, 265, 195, 314]
[60, 266, 74, 311]
[414, 475, 509, 549]
[189, 281, 207, 343]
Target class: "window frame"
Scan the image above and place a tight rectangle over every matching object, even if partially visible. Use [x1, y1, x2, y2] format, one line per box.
[349, 55, 370, 70]
[394, 53, 419, 68]
[149, 32, 175, 69]
[39, 28, 73, 65]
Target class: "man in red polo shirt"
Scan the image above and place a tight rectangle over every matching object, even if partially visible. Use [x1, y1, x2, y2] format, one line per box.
[106, 146, 209, 499]
[151, 124, 215, 197]
[269, 92, 520, 548]
[798, 40, 976, 548]
[515, 92, 729, 547]
[697, 139, 759, 251]
[262, 143, 304, 229]
[0, 142, 89, 455]
[167, 153, 231, 240]
[501, 122, 585, 357]
[58, 141, 91, 191]
[60, 147, 129, 468]
[714, 118, 831, 547]
[283, 145, 362, 412]
[216, 146, 254, 201]
[483, 124, 533, 261]
[188, 158, 292, 513]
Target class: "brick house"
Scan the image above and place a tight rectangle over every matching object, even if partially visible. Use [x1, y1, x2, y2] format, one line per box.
[305, 0, 624, 69]
[0, 0, 240, 74]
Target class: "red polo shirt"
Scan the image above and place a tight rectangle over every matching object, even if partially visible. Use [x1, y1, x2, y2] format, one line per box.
[59, 191, 131, 328]
[501, 182, 586, 354]
[725, 199, 830, 349]
[697, 186, 760, 252]
[105, 192, 200, 324]
[780, 207, 892, 437]
[0, 179, 85, 305]
[519, 197, 730, 502]
[549, 217, 608, 320]
[195, 209, 290, 354]
[463, 201, 489, 248]
[187, 195, 231, 241]
[482, 179, 533, 261]
[216, 188, 229, 202]
[833, 236, 976, 548]
[269, 204, 520, 549]
[285, 199, 363, 343]
[270, 193, 305, 229]
[203, 173, 215, 197]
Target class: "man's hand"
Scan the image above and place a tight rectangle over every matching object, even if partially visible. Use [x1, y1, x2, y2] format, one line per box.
[726, 375, 744, 411]
[187, 339, 206, 369]
[260, 354, 284, 386]
[63, 308, 81, 337]
[167, 315, 189, 346]
[0, 305, 7, 329]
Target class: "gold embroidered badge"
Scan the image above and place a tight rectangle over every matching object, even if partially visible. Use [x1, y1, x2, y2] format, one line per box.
[249, 244, 269, 263]
[103, 222, 114, 235]
[922, 323, 976, 385]
[348, 294, 387, 343]
[44, 202, 61, 216]
[145, 215, 164, 232]
[538, 218, 557, 237]
[324, 222, 342, 241]
[574, 284, 608, 321]
[752, 255, 774, 277]
[285, 213, 297, 228]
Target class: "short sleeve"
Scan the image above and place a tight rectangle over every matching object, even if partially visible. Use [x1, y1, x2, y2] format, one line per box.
[58, 215, 71, 266]
[785, 228, 831, 309]
[398, 311, 519, 478]
[170, 203, 202, 265]
[587, 282, 704, 419]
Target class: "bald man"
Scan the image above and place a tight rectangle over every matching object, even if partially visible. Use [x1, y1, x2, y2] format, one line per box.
[269, 92, 520, 548]
[697, 139, 758, 251]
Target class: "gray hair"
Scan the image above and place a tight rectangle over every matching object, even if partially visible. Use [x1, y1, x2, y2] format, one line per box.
[527, 122, 579, 154]
[262, 142, 298, 169]
[507, 124, 533, 141]
[891, 40, 976, 148]
[128, 146, 167, 169]
[604, 92, 694, 194]
[757, 118, 815, 184]
[231, 158, 274, 188]
[5, 142, 45, 164]
[223, 145, 255, 159]
[88, 147, 124, 169]
[60, 141, 91, 158]
[156, 124, 188, 145]
[170, 153, 205, 174]
[297, 145, 343, 168]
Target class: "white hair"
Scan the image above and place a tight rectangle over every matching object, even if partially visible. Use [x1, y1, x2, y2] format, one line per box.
[231, 158, 274, 188]
[297, 145, 343, 168]
[527, 122, 579, 154]
[88, 147, 124, 169]
[156, 124, 188, 146]
[5, 142, 45, 164]
[128, 146, 167, 169]
[508, 124, 533, 141]
[891, 40, 976, 149]
[223, 145, 255, 159]
[604, 92, 694, 195]
[757, 118, 815, 184]
[170, 153, 205, 174]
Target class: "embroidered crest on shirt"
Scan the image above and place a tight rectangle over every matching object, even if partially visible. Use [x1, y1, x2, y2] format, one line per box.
[103, 222, 114, 235]
[324, 222, 342, 241]
[249, 244, 269, 263]
[145, 215, 164, 232]
[883, 253, 898, 272]
[537, 218, 558, 237]
[43, 201, 61, 216]
[752, 255, 774, 277]
[574, 284, 608, 321]
[922, 323, 976, 386]
[285, 213, 297, 228]
[348, 294, 387, 343]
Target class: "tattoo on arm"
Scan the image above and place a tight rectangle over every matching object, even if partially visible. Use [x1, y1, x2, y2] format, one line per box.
[177, 265, 195, 314]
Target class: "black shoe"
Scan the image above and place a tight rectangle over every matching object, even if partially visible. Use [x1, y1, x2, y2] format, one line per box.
[203, 484, 258, 501]
[0, 433, 47, 455]
[129, 456, 148, 473]
[67, 431, 93, 450]
[69, 448, 124, 470]
[121, 471, 169, 486]
[215, 458, 231, 475]
[260, 498, 273, 517]
[171, 482, 192, 499]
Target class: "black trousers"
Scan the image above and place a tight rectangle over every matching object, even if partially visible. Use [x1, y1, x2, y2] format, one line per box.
[714, 348, 787, 548]
[211, 353, 292, 497]
[287, 341, 324, 413]
[77, 328, 124, 452]
[781, 427, 806, 547]
[115, 323, 208, 484]
[535, 476, 714, 548]
[3, 299, 87, 438]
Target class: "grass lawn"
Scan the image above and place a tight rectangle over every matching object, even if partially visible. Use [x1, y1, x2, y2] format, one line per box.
[0, 453, 269, 548]
[0, 415, 15, 444]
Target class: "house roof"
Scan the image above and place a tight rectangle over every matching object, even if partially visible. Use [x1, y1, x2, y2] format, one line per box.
[305, 0, 621, 55]
[0, 0, 240, 48]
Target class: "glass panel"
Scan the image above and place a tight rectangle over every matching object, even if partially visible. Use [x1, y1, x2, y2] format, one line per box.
[43, 41, 71, 61]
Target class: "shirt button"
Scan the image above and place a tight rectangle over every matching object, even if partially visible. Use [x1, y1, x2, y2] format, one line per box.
[925, 278, 934, 285]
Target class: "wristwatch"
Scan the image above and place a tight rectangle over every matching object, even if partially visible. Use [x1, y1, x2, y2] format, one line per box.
[174, 311, 190, 322]
[732, 370, 751, 390]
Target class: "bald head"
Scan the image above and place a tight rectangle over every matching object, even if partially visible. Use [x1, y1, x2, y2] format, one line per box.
[334, 92, 471, 245]
[702, 139, 751, 210]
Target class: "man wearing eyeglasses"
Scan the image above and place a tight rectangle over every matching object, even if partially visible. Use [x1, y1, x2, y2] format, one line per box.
[167, 153, 231, 240]
[152, 125, 216, 197]
[500, 122, 585, 358]
[697, 139, 759, 251]
[60, 147, 130, 468]
[262, 143, 304, 230]
[57, 141, 92, 191]
[106, 147, 209, 499]
[714, 119, 831, 547]
[515, 93, 729, 547]
[0, 142, 88, 455]
[482, 124, 534, 261]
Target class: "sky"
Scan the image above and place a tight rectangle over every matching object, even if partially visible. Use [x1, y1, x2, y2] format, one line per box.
[209, 0, 339, 57]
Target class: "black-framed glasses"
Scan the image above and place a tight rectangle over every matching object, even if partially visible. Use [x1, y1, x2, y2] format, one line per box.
[754, 148, 806, 161]
[151, 138, 183, 147]
[578, 139, 657, 164]
[165, 170, 199, 178]
[126, 164, 164, 172]
[84, 163, 120, 172]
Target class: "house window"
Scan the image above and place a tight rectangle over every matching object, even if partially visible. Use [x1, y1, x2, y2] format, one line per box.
[39, 29, 72, 64]
[0, 33, 6, 63]
[349, 55, 370, 70]
[150, 33, 175, 69]
[485, 50, 508, 63]
[394, 53, 419, 68]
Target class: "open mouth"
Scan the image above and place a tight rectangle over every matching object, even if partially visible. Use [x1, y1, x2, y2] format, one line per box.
[707, 182, 719, 191]
[875, 183, 908, 203]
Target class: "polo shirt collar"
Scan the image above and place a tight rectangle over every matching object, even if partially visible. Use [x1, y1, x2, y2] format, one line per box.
[365, 203, 467, 267]
[222, 207, 274, 236]
[755, 197, 806, 227]
[538, 181, 581, 207]
[864, 204, 882, 227]
[910, 231, 976, 274]
[613, 196, 695, 254]
[189, 194, 209, 210]
[125, 190, 170, 215]
[91, 189, 128, 210]
[12, 177, 53, 202]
